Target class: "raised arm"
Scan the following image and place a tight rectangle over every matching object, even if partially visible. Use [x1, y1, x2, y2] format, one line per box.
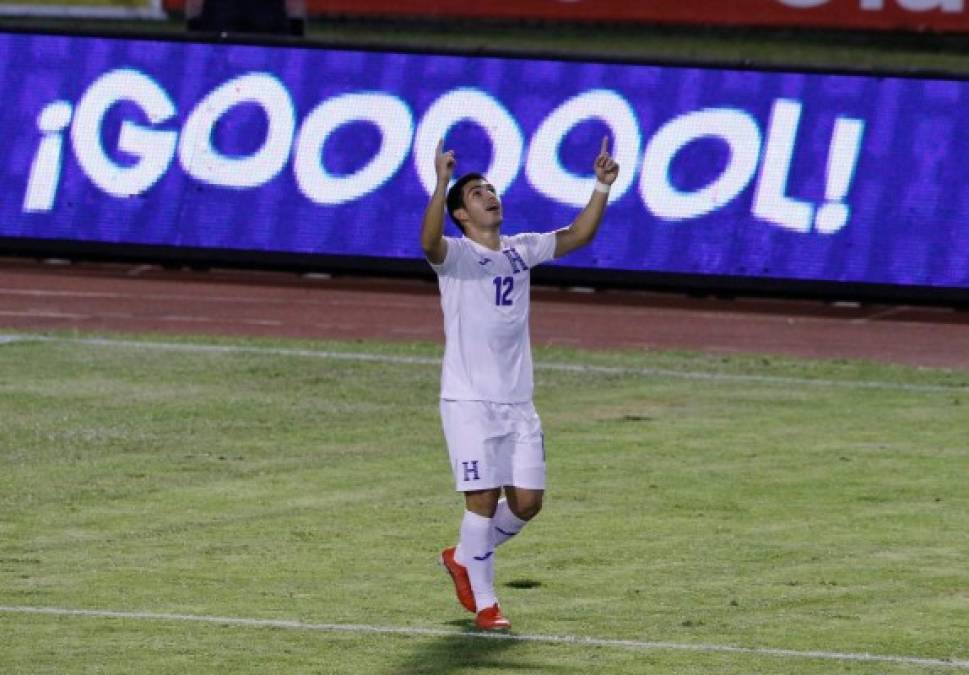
[554, 136, 620, 258]
[421, 139, 455, 265]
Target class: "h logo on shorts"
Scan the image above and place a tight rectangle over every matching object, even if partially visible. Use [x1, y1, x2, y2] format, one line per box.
[462, 460, 481, 482]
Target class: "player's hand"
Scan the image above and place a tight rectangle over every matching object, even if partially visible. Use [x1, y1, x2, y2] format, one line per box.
[435, 138, 456, 184]
[594, 136, 619, 185]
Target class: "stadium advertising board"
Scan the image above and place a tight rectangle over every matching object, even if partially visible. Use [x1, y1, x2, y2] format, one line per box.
[1, 31, 968, 296]
[162, 0, 969, 33]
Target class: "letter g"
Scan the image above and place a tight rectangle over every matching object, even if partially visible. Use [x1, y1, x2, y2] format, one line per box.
[70, 69, 177, 198]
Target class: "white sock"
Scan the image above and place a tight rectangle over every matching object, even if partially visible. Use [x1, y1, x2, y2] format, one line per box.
[454, 510, 497, 610]
[493, 498, 528, 547]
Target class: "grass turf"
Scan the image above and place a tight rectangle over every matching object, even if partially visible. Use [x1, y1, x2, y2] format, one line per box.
[0, 332, 967, 673]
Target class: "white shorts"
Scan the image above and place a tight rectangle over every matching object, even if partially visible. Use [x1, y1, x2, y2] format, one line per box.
[440, 399, 546, 492]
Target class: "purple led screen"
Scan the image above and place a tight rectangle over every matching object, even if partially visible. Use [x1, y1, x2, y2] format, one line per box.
[2, 31, 968, 289]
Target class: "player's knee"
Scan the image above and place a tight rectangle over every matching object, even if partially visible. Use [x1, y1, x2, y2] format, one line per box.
[465, 488, 501, 517]
[514, 497, 542, 521]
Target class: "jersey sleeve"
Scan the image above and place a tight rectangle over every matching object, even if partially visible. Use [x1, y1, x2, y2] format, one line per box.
[512, 232, 558, 268]
[427, 237, 464, 276]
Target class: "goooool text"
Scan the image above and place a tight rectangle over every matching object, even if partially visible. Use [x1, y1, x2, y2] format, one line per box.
[26, 67, 866, 235]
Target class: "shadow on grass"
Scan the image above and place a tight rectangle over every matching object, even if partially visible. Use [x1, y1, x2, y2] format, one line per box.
[388, 618, 570, 674]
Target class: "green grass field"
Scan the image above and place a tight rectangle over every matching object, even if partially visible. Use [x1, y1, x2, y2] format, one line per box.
[1, 3, 968, 671]
[1, 331, 967, 673]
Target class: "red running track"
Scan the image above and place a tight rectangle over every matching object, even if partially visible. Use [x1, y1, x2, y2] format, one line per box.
[0, 258, 967, 369]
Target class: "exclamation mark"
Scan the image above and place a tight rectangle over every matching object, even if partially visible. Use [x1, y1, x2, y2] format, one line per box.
[814, 117, 865, 235]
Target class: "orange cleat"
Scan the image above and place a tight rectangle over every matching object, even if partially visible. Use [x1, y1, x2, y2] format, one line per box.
[475, 603, 511, 631]
[440, 546, 476, 613]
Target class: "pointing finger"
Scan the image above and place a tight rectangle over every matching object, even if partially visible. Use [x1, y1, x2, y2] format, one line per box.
[436, 138, 444, 154]
[600, 136, 610, 156]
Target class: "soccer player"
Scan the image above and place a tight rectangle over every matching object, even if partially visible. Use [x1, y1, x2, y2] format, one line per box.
[421, 136, 619, 630]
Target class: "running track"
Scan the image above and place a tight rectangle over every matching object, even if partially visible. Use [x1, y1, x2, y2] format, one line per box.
[0, 257, 967, 369]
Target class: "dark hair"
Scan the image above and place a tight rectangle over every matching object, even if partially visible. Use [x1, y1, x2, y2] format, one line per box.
[446, 172, 486, 234]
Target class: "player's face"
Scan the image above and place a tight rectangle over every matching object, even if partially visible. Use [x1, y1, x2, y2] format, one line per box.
[459, 180, 502, 230]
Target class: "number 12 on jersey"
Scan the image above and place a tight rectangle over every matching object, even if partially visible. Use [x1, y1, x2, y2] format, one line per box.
[493, 276, 514, 306]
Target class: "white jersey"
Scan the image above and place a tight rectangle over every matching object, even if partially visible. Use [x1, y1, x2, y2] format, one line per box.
[429, 231, 557, 403]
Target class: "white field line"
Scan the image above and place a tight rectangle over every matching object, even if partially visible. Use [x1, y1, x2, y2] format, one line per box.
[0, 605, 966, 670]
[1, 334, 966, 393]
[0, 289, 364, 306]
[0, 310, 91, 319]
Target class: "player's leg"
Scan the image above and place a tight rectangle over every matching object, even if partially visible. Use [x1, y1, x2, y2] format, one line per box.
[505, 486, 543, 520]
[458, 487, 502, 614]
[464, 487, 501, 517]
[494, 486, 543, 546]
[451, 403, 541, 630]
[439, 400, 507, 626]
[460, 486, 511, 629]
[494, 402, 546, 547]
